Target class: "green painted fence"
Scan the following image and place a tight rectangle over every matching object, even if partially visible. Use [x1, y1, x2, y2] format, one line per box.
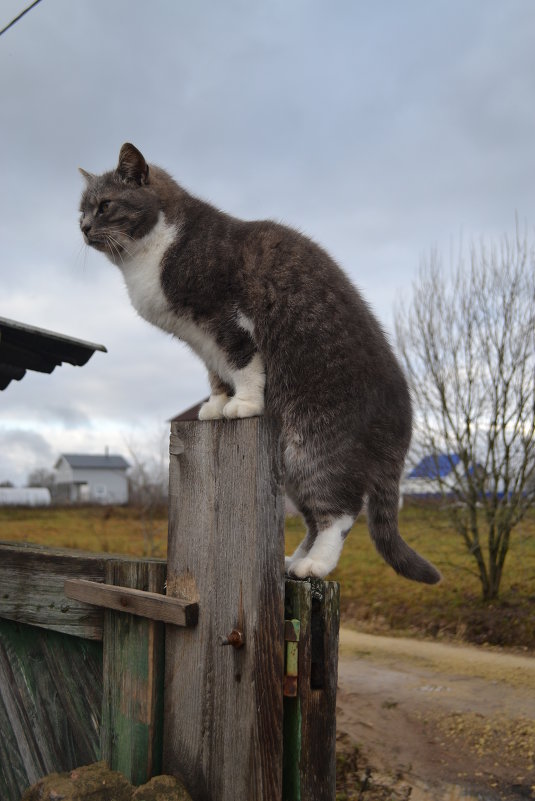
[0, 543, 166, 801]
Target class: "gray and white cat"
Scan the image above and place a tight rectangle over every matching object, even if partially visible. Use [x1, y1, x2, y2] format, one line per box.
[79, 143, 440, 584]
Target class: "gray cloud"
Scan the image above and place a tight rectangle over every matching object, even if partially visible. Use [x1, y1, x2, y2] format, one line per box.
[1, 0, 535, 483]
[0, 428, 55, 486]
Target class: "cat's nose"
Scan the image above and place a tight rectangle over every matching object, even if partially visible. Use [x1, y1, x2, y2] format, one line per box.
[81, 220, 92, 235]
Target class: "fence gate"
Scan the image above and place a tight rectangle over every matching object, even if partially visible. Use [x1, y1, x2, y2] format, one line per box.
[0, 416, 340, 801]
[0, 544, 167, 801]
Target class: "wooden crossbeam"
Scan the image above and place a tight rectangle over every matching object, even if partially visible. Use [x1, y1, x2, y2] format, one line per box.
[64, 579, 198, 627]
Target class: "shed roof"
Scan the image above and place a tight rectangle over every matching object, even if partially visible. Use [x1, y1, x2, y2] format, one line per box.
[58, 454, 130, 470]
[170, 399, 208, 422]
[0, 316, 107, 391]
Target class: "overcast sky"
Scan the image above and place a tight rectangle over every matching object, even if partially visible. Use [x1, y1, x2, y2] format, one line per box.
[1, 0, 535, 485]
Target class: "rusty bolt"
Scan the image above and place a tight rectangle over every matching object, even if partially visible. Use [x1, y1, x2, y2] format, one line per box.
[219, 628, 245, 649]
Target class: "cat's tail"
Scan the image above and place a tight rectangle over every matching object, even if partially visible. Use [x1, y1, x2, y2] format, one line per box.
[366, 484, 441, 584]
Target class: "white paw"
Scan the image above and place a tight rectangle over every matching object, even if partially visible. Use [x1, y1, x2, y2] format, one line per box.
[288, 557, 330, 579]
[223, 397, 264, 419]
[198, 394, 229, 420]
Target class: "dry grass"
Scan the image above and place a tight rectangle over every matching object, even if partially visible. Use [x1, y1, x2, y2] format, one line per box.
[1, 502, 534, 648]
[0, 504, 168, 557]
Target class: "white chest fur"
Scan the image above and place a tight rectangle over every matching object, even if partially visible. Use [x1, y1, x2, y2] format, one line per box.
[117, 212, 236, 383]
[118, 212, 178, 332]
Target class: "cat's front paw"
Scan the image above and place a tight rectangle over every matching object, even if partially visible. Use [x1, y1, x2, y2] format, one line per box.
[288, 557, 330, 579]
[199, 394, 229, 420]
[223, 397, 264, 419]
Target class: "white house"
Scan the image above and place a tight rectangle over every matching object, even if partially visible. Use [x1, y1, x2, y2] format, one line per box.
[54, 453, 130, 504]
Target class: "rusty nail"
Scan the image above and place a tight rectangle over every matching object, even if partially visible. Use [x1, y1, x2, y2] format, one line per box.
[219, 628, 244, 649]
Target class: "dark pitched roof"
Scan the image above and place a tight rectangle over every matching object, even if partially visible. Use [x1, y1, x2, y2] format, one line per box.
[408, 453, 460, 479]
[0, 316, 106, 391]
[58, 454, 130, 470]
[170, 399, 209, 422]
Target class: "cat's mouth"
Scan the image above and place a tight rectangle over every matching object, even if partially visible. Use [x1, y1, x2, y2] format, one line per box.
[84, 235, 106, 252]
[84, 233, 122, 255]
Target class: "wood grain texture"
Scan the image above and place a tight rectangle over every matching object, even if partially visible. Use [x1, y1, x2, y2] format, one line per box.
[284, 579, 340, 801]
[0, 618, 102, 801]
[0, 542, 108, 639]
[0, 542, 167, 640]
[163, 417, 285, 801]
[0, 544, 168, 798]
[64, 579, 198, 627]
[101, 560, 166, 786]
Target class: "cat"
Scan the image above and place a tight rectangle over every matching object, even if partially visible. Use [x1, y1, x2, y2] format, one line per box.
[79, 143, 440, 584]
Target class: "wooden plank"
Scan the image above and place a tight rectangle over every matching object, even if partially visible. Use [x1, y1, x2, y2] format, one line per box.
[0, 542, 108, 639]
[0, 542, 166, 640]
[101, 560, 166, 786]
[0, 618, 102, 801]
[64, 579, 198, 627]
[163, 417, 285, 801]
[284, 579, 340, 801]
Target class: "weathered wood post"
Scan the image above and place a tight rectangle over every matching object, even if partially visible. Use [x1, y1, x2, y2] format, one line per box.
[100, 559, 167, 784]
[163, 416, 286, 801]
[284, 578, 340, 799]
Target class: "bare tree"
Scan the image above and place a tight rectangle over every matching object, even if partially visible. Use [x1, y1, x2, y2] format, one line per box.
[27, 468, 56, 489]
[395, 225, 535, 600]
[125, 427, 168, 557]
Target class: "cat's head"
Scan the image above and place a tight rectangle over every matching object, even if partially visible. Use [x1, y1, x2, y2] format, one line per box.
[79, 143, 161, 263]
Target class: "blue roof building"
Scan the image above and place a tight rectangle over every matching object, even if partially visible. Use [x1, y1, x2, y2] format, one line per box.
[403, 453, 462, 498]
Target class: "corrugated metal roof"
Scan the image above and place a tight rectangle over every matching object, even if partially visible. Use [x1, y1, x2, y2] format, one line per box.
[408, 453, 461, 479]
[58, 454, 130, 470]
[0, 316, 107, 391]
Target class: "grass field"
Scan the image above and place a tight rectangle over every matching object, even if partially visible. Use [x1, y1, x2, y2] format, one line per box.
[1, 503, 534, 650]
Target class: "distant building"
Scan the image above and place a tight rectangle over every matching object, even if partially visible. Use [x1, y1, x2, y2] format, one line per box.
[54, 453, 130, 504]
[402, 453, 461, 499]
[0, 487, 51, 506]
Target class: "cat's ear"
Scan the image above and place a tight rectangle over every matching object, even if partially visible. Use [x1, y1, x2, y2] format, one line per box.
[117, 143, 149, 186]
[78, 167, 95, 184]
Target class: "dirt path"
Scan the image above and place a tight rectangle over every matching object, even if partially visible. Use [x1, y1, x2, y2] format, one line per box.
[337, 629, 535, 801]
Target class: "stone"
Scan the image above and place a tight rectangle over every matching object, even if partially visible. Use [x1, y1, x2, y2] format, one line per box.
[20, 761, 132, 801]
[20, 764, 193, 801]
[132, 775, 193, 800]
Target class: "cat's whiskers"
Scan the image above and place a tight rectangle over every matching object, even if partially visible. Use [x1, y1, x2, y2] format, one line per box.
[104, 229, 135, 261]
[104, 234, 126, 265]
[115, 230, 136, 243]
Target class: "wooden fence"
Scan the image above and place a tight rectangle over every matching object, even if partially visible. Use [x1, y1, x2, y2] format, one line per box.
[0, 416, 339, 801]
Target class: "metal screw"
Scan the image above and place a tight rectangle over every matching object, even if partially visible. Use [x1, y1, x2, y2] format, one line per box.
[219, 628, 245, 649]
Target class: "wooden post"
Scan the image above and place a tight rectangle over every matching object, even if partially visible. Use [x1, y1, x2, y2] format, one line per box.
[101, 559, 166, 785]
[284, 579, 340, 801]
[163, 417, 285, 801]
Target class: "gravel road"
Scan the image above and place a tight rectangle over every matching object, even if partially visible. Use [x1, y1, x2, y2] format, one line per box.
[337, 629, 535, 801]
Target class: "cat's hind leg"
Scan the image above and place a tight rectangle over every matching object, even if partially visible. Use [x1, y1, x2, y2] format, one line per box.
[284, 517, 317, 574]
[288, 513, 356, 579]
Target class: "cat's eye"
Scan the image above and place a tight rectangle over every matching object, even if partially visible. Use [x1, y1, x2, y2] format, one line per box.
[97, 200, 111, 215]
